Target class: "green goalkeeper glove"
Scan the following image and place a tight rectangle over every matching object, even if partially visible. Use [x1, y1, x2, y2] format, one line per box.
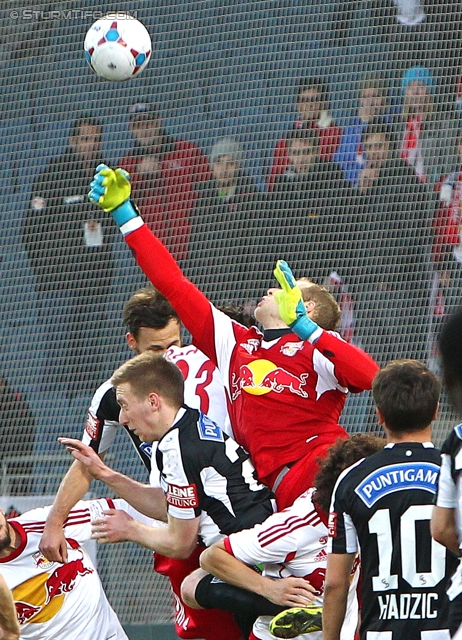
[88, 164, 139, 227]
[273, 260, 320, 341]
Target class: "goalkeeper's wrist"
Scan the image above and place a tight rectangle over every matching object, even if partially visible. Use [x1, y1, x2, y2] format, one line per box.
[290, 316, 322, 342]
[111, 199, 139, 228]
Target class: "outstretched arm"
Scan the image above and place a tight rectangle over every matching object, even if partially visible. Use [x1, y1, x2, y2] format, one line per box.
[39, 459, 95, 563]
[59, 438, 167, 522]
[200, 541, 316, 607]
[92, 509, 199, 559]
[88, 165, 225, 360]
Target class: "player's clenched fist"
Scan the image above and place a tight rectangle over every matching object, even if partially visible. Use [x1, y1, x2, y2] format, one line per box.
[89, 164, 139, 227]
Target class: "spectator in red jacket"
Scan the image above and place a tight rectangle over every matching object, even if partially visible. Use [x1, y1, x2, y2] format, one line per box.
[431, 130, 462, 316]
[267, 77, 342, 191]
[118, 103, 211, 261]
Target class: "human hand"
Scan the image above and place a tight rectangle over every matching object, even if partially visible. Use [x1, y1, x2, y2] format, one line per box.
[58, 438, 110, 482]
[273, 260, 306, 326]
[261, 575, 317, 607]
[92, 509, 135, 544]
[89, 164, 131, 211]
[39, 522, 69, 564]
[273, 260, 319, 340]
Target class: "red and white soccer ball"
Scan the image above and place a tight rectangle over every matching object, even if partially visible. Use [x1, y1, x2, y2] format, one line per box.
[84, 13, 152, 82]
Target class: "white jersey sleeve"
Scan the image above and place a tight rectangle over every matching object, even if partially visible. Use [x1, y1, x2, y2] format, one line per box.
[165, 344, 233, 436]
[436, 453, 458, 509]
[227, 489, 327, 586]
[81, 380, 120, 453]
[226, 488, 359, 640]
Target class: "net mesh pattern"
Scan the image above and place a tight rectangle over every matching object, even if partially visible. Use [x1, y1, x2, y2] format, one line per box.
[0, 0, 460, 626]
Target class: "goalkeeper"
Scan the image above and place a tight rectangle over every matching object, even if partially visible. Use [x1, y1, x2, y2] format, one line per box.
[89, 165, 379, 510]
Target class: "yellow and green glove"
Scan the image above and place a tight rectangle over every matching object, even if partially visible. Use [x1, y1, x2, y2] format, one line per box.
[88, 164, 139, 227]
[273, 260, 320, 341]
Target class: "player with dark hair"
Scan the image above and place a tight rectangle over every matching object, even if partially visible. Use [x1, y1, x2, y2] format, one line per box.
[324, 359, 456, 640]
[87, 165, 379, 513]
[194, 434, 384, 640]
[431, 306, 462, 638]
[39, 286, 241, 640]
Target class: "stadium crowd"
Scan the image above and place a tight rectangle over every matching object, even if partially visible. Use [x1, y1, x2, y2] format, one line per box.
[3, 7, 462, 638]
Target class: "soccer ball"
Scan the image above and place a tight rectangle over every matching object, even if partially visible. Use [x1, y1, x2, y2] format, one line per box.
[84, 13, 152, 82]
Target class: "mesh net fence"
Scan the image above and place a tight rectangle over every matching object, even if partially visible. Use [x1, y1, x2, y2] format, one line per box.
[0, 0, 461, 627]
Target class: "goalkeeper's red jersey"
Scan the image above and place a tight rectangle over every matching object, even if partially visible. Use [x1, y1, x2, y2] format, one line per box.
[123, 222, 379, 488]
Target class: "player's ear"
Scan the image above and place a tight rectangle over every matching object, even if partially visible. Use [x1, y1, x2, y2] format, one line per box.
[304, 300, 316, 315]
[126, 332, 136, 351]
[432, 402, 439, 422]
[376, 407, 385, 425]
[148, 392, 160, 410]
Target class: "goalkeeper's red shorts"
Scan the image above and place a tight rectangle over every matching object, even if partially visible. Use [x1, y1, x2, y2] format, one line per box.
[273, 432, 348, 511]
[154, 546, 242, 640]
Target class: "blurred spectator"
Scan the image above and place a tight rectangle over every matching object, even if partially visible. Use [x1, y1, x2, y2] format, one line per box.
[264, 125, 352, 283]
[184, 136, 265, 306]
[341, 119, 432, 365]
[431, 129, 462, 316]
[22, 115, 116, 399]
[0, 374, 35, 495]
[399, 65, 459, 186]
[267, 77, 343, 191]
[118, 103, 211, 262]
[392, 0, 425, 26]
[334, 72, 390, 186]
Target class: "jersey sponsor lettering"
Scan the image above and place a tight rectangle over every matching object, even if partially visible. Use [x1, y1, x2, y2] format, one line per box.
[378, 592, 439, 620]
[85, 412, 101, 441]
[328, 511, 337, 537]
[139, 442, 153, 458]
[355, 462, 439, 507]
[197, 413, 224, 442]
[166, 483, 199, 508]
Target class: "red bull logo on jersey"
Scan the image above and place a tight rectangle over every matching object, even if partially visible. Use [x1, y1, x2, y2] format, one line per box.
[232, 359, 309, 399]
[12, 551, 94, 625]
[32, 551, 54, 571]
[16, 601, 42, 624]
[44, 558, 94, 604]
[280, 341, 305, 357]
[166, 483, 199, 509]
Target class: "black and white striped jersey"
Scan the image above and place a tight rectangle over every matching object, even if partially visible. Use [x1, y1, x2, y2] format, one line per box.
[156, 407, 274, 546]
[329, 442, 456, 640]
[436, 424, 462, 601]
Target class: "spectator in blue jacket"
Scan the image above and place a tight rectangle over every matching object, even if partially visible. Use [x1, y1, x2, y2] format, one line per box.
[334, 72, 390, 186]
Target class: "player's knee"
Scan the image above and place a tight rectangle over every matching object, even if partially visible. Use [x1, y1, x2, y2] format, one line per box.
[180, 569, 206, 609]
